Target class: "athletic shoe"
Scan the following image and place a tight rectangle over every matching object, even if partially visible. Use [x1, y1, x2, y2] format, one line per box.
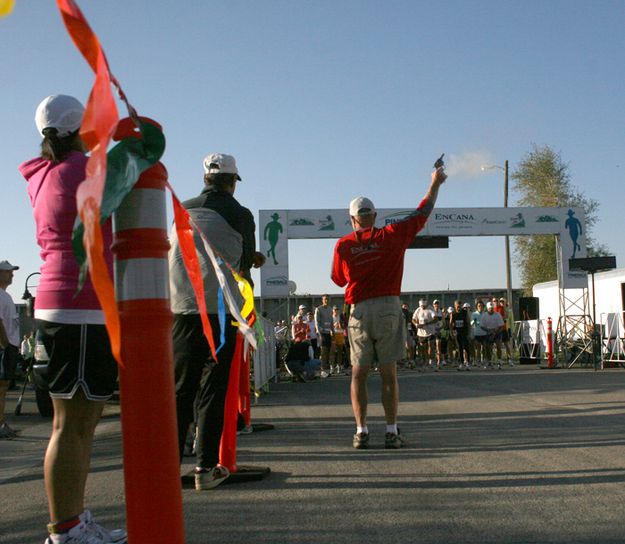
[320, 370, 330, 379]
[352, 432, 370, 449]
[44, 511, 127, 543]
[44, 521, 94, 543]
[83, 511, 127, 543]
[0, 421, 17, 439]
[508, 359, 514, 367]
[385, 431, 406, 449]
[195, 465, 230, 490]
[464, 363, 471, 371]
[237, 424, 254, 435]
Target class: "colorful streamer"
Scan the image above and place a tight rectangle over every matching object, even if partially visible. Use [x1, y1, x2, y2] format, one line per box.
[57, 0, 258, 367]
[216, 286, 226, 354]
[57, 0, 122, 361]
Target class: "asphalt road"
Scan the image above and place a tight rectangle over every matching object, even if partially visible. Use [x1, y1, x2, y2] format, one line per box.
[1, 366, 624, 543]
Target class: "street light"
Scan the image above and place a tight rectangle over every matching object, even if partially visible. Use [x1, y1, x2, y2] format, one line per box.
[22, 272, 41, 317]
[481, 161, 512, 308]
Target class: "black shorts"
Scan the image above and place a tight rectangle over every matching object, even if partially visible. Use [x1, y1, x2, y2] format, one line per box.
[418, 335, 435, 344]
[500, 329, 510, 342]
[474, 335, 487, 344]
[0, 344, 18, 381]
[38, 321, 118, 401]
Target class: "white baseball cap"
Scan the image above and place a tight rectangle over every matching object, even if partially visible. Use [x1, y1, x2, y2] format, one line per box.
[35, 95, 84, 137]
[349, 196, 376, 217]
[486, 302, 494, 309]
[463, 303, 470, 309]
[298, 305, 306, 310]
[0, 260, 19, 271]
[433, 299, 440, 304]
[203, 153, 242, 180]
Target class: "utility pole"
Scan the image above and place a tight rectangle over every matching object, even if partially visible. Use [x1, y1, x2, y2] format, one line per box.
[504, 160, 513, 308]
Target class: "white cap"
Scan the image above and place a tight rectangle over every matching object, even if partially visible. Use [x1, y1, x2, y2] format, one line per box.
[486, 302, 494, 309]
[0, 260, 19, 271]
[463, 303, 470, 309]
[349, 196, 376, 216]
[447, 306, 454, 313]
[433, 299, 440, 304]
[298, 305, 306, 310]
[203, 153, 242, 180]
[35, 95, 84, 137]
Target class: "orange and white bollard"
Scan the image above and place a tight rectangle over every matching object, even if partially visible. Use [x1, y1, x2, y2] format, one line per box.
[546, 317, 554, 368]
[111, 118, 185, 543]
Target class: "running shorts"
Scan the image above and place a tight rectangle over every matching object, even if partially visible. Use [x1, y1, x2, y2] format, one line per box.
[38, 321, 118, 401]
[0, 344, 18, 381]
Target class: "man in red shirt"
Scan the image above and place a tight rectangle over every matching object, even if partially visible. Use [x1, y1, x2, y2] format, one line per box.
[331, 166, 447, 449]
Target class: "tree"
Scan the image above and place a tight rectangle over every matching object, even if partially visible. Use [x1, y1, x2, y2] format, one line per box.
[511, 144, 608, 291]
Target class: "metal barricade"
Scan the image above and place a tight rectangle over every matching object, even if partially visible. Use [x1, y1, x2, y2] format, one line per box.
[513, 319, 556, 365]
[600, 312, 625, 369]
[252, 317, 277, 400]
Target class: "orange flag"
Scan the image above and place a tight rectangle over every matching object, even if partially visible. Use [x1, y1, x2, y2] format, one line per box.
[57, 0, 122, 362]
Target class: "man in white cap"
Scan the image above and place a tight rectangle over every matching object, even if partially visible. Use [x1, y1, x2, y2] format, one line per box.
[169, 153, 266, 489]
[332, 165, 447, 449]
[412, 299, 437, 370]
[0, 260, 20, 439]
[480, 301, 505, 369]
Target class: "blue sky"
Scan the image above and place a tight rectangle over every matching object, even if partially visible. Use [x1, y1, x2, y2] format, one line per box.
[2, 0, 624, 301]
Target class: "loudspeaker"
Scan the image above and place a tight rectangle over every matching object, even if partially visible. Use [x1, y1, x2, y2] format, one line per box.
[518, 297, 539, 321]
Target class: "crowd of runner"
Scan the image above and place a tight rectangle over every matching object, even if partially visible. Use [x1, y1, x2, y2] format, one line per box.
[274, 295, 516, 381]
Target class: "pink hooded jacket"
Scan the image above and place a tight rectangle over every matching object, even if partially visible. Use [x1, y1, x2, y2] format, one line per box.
[19, 151, 112, 318]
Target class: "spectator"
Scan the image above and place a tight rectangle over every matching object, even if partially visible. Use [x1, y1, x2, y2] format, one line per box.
[331, 165, 447, 449]
[0, 260, 20, 439]
[169, 152, 265, 490]
[314, 295, 333, 376]
[19, 95, 126, 542]
[292, 314, 310, 343]
[306, 311, 319, 357]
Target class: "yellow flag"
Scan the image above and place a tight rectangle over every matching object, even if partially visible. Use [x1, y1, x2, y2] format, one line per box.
[0, 0, 15, 18]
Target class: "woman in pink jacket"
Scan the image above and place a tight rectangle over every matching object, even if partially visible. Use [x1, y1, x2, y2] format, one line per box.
[19, 95, 126, 544]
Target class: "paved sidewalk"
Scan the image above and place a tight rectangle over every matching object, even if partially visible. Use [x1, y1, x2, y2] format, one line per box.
[1, 366, 624, 543]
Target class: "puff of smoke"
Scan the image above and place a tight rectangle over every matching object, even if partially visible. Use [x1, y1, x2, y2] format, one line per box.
[444, 151, 496, 179]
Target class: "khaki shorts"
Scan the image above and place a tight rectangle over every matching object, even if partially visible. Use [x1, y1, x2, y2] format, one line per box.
[348, 296, 405, 366]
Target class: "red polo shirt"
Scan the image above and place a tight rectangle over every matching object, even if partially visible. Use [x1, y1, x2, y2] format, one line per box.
[331, 198, 431, 304]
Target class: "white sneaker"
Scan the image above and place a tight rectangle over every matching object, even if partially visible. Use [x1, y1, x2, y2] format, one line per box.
[45, 511, 126, 543]
[320, 370, 330, 378]
[83, 511, 126, 543]
[195, 465, 230, 490]
[44, 521, 93, 544]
